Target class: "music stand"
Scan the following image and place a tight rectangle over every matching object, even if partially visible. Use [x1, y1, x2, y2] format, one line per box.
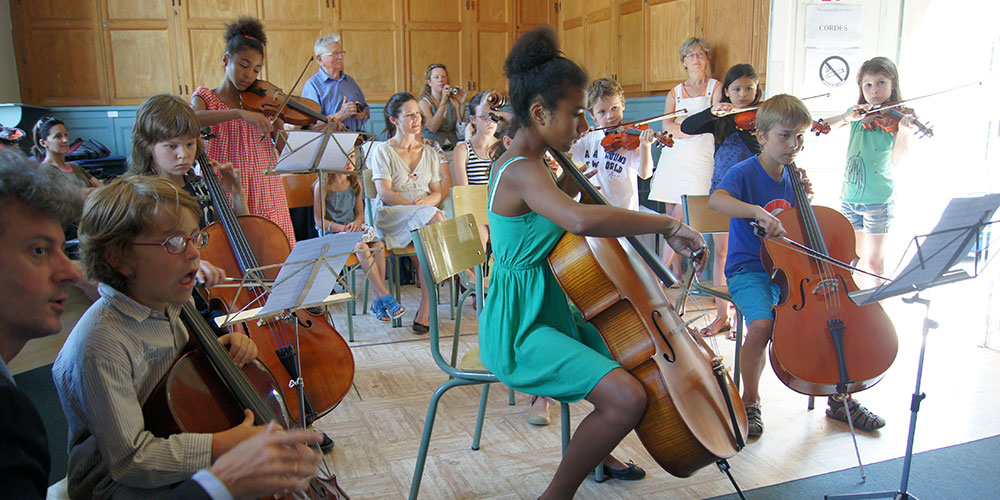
[215, 232, 364, 427]
[269, 129, 367, 238]
[826, 194, 1000, 500]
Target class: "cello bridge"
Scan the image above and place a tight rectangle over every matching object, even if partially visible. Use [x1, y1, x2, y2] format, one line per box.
[811, 278, 840, 295]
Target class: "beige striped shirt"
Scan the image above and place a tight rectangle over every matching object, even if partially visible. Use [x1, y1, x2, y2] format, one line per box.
[53, 283, 212, 500]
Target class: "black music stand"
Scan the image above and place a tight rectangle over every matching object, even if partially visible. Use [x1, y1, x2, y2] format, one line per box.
[826, 194, 1000, 500]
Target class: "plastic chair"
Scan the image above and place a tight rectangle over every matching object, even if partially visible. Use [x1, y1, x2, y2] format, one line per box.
[448, 184, 490, 318]
[408, 213, 585, 499]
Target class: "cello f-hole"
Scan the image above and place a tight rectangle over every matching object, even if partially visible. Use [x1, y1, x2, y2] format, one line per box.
[792, 278, 810, 311]
[651, 310, 677, 363]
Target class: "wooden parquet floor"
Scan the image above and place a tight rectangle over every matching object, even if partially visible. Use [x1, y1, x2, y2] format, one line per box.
[17, 268, 1000, 499]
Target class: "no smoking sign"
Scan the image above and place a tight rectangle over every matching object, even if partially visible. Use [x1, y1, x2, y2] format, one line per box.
[819, 55, 850, 87]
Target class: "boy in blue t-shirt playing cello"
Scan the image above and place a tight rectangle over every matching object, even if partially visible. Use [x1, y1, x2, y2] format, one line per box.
[708, 94, 886, 439]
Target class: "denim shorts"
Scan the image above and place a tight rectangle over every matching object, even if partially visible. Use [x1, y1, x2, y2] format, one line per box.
[840, 201, 893, 235]
[726, 269, 781, 323]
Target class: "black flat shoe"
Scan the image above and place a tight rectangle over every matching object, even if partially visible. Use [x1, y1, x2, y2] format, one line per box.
[597, 461, 646, 482]
[320, 433, 335, 453]
[412, 321, 430, 334]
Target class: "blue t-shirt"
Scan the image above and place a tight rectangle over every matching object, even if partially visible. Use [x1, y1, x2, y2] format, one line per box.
[302, 70, 369, 132]
[716, 155, 797, 277]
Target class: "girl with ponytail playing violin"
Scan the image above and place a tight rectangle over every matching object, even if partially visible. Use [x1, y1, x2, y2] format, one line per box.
[482, 27, 706, 499]
[679, 63, 763, 339]
[191, 16, 297, 247]
[819, 57, 916, 290]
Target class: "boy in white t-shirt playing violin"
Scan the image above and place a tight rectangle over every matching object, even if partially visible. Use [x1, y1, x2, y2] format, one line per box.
[568, 78, 656, 210]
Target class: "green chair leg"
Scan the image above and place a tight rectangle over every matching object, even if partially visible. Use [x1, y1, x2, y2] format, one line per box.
[560, 402, 570, 454]
[391, 254, 403, 328]
[508, 388, 515, 406]
[409, 377, 480, 500]
[471, 383, 491, 451]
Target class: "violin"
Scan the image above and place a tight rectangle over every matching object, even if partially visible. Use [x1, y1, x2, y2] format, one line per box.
[761, 162, 898, 396]
[731, 109, 831, 136]
[861, 105, 934, 138]
[240, 80, 330, 128]
[547, 147, 747, 478]
[144, 301, 350, 499]
[600, 123, 674, 152]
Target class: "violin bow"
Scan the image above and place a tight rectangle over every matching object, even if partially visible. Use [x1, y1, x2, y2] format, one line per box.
[749, 220, 892, 282]
[863, 81, 982, 115]
[590, 108, 688, 132]
[259, 57, 318, 143]
[711, 92, 831, 117]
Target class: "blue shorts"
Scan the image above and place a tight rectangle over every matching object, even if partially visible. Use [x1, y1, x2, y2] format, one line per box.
[841, 201, 893, 235]
[726, 269, 781, 323]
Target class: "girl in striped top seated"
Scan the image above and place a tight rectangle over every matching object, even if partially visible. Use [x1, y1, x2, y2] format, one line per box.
[452, 91, 499, 186]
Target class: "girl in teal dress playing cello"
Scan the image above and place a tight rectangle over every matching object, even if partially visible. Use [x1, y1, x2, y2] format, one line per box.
[479, 27, 707, 499]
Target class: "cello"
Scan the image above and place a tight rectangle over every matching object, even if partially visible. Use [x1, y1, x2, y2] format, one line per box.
[144, 300, 350, 499]
[195, 146, 355, 425]
[761, 162, 898, 396]
[546, 147, 748, 479]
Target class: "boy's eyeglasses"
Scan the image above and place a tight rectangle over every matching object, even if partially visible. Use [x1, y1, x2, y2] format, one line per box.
[133, 230, 210, 254]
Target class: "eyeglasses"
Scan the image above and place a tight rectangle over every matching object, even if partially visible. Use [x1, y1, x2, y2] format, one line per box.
[321, 51, 346, 58]
[684, 51, 708, 60]
[133, 230, 210, 255]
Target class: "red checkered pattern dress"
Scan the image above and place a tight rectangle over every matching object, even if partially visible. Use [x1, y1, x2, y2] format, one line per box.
[193, 86, 296, 247]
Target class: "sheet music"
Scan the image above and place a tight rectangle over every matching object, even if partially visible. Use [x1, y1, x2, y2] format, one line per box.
[274, 130, 359, 172]
[260, 232, 363, 315]
[869, 194, 1000, 301]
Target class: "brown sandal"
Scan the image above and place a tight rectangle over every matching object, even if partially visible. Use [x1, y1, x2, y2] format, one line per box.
[699, 317, 732, 337]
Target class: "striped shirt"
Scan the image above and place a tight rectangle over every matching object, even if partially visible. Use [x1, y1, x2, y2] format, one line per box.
[460, 140, 491, 185]
[53, 283, 213, 500]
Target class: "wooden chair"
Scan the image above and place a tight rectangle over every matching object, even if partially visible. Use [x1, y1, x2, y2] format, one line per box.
[679, 194, 747, 389]
[408, 214, 585, 499]
[362, 168, 417, 328]
[283, 173, 367, 340]
[681, 195, 817, 409]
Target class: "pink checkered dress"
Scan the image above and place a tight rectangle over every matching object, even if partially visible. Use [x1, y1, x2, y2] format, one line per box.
[193, 86, 296, 247]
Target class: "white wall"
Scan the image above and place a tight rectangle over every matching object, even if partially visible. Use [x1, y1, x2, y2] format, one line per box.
[0, 0, 20, 102]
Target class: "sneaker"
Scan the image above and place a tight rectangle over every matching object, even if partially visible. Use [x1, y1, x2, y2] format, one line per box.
[745, 402, 763, 439]
[826, 396, 886, 431]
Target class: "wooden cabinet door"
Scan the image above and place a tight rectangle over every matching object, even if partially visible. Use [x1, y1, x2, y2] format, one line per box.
[617, 0, 643, 92]
[101, 0, 181, 105]
[700, 0, 770, 83]
[405, 0, 466, 96]
[516, 0, 555, 37]
[10, 1, 107, 105]
[258, 0, 331, 91]
[559, 0, 585, 68]
[175, 0, 257, 97]
[646, 0, 694, 92]
[468, 0, 514, 94]
[335, 0, 403, 102]
[584, 0, 614, 81]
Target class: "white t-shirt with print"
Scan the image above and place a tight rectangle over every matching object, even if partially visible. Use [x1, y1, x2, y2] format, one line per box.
[569, 130, 642, 210]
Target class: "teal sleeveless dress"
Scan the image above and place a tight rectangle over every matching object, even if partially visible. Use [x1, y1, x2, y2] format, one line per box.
[478, 157, 620, 402]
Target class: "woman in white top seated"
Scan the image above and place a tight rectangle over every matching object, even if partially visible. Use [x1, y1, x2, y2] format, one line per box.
[369, 91, 447, 334]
